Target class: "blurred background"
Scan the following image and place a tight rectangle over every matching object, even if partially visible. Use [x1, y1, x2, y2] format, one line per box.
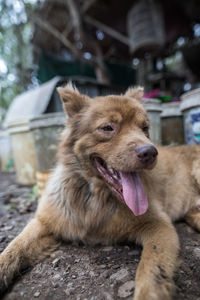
[1, 0, 200, 105]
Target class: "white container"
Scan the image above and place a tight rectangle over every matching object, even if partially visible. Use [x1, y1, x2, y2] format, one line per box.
[30, 112, 65, 196]
[161, 102, 184, 145]
[0, 130, 13, 171]
[8, 120, 37, 185]
[30, 113, 65, 172]
[180, 88, 200, 144]
[142, 99, 162, 144]
[7, 113, 66, 186]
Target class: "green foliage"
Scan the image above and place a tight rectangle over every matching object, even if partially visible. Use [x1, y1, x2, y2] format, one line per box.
[29, 184, 38, 203]
[0, 0, 37, 123]
[5, 157, 14, 170]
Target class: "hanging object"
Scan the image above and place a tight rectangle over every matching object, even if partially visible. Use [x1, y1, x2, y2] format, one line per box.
[127, 0, 165, 57]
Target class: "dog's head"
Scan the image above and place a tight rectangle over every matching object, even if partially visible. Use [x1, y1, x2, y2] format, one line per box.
[57, 83, 158, 216]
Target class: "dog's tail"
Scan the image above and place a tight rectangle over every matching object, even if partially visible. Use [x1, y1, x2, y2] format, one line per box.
[0, 218, 58, 293]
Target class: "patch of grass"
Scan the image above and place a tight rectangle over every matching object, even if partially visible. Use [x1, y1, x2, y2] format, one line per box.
[29, 184, 38, 203]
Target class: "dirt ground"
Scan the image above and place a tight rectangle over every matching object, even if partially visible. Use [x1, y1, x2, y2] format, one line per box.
[0, 171, 200, 300]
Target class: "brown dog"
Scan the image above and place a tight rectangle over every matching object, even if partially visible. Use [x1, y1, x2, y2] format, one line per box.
[0, 84, 200, 300]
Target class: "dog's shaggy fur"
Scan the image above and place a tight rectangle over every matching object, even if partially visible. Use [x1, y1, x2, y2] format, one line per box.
[0, 85, 200, 300]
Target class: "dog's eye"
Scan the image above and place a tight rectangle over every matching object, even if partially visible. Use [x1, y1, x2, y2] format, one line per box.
[101, 125, 114, 131]
[98, 123, 117, 136]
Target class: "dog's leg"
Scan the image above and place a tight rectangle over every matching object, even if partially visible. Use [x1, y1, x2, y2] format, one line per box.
[0, 218, 58, 293]
[188, 160, 200, 231]
[133, 218, 179, 300]
[185, 208, 200, 231]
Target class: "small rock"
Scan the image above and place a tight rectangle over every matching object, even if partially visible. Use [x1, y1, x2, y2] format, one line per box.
[89, 271, 95, 277]
[8, 235, 14, 239]
[78, 271, 85, 276]
[194, 247, 200, 258]
[112, 264, 120, 269]
[124, 246, 130, 250]
[52, 258, 60, 268]
[193, 241, 199, 246]
[0, 192, 12, 204]
[72, 275, 77, 279]
[52, 281, 59, 288]
[0, 235, 6, 242]
[52, 274, 61, 281]
[34, 291, 40, 298]
[65, 264, 71, 271]
[1, 225, 14, 231]
[53, 250, 64, 256]
[99, 264, 107, 269]
[65, 288, 73, 296]
[117, 281, 135, 298]
[67, 282, 73, 287]
[102, 291, 114, 300]
[110, 269, 129, 281]
[65, 289, 70, 296]
[128, 250, 140, 256]
[100, 270, 110, 279]
[102, 246, 113, 252]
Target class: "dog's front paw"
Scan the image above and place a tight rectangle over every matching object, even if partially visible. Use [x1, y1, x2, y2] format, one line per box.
[0, 254, 14, 293]
[133, 277, 174, 300]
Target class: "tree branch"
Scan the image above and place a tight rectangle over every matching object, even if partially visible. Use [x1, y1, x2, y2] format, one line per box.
[83, 0, 97, 12]
[66, 0, 110, 84]
[21, 0, 110, 84]
[85, 15, 132, 47]
[62, 0, 97, 39]
[30, 14, 80, 58]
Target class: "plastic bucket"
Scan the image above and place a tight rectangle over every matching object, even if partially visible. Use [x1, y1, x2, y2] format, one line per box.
[0, 130, 13, 172]
[142, 99, 162, 144]
[30, 113, 66, 196]
[30, 113, 66, 172]
[7, 112, 66, 186]
[7, 120, 37, 185]
[161, 102, 184, 145]
[180, 89, 200, 144]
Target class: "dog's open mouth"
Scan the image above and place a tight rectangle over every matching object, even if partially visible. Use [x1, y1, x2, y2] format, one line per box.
[93, 157, 148, 216]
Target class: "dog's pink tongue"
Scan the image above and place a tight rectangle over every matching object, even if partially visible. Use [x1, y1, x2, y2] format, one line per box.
[120, 172, 148, 216]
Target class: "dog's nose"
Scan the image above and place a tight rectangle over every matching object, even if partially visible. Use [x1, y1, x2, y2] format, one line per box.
[136, 145, 158, 165]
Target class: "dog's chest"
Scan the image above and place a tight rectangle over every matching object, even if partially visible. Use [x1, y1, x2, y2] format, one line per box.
[45, 164, 132, 244]
[62, 196, 116, 243]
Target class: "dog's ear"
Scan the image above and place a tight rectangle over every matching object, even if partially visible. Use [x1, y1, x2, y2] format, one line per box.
[125, 87, 144, 101]
[57, 83, 89, 117]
